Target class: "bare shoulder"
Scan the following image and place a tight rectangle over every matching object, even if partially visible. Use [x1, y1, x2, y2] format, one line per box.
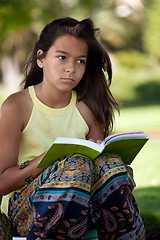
[1, 89, 28, 113]
[1, 89, 32, 130]
[76, 99, 104, 141]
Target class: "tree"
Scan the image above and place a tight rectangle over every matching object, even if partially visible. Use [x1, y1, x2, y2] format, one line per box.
[143, 0, 160, 58]
[0, 0, 146, 87]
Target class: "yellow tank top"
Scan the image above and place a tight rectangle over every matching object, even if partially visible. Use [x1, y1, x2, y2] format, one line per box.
[1, 86, 89, 214]
[18, 86, 89, 165]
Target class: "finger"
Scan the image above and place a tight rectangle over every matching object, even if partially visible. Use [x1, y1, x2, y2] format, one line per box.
[88, 139, 95, 142]
[96, 140, 102, 144]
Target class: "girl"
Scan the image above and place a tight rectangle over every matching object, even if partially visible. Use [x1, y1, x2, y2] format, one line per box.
[0, 17, 145, 239]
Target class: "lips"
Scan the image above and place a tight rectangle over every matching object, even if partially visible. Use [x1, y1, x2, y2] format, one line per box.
[62, 78, 74, 83]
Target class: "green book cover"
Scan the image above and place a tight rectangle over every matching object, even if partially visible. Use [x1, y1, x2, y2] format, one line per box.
[37, 131, 149, 168]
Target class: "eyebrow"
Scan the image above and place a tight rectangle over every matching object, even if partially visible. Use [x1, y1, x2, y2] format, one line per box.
[55, 50, 87, 58]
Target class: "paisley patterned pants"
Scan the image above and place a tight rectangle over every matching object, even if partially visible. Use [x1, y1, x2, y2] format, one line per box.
[8, 153, 145, 239]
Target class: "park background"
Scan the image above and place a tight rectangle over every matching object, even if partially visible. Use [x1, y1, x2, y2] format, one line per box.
[0, 0, 160, 237]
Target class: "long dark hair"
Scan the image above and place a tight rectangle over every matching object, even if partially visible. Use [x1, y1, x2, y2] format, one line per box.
[23, 17, 119, 137]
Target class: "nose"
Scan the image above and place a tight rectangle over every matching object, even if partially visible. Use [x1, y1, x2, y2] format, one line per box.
[65, 61, 75, 73]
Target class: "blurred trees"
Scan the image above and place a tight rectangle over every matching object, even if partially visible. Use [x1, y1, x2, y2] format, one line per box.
[0, 0, 159, 67]
[0, 0, 159, 101]
[0, 0, 67, 89]
[0, 0, 146, 57]
[0, 0, 64, 68]
[143, 0, 160, 58]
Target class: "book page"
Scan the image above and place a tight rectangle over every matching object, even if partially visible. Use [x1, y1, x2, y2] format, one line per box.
[102, 131, 147, 146]
[54, 137, 102, 152]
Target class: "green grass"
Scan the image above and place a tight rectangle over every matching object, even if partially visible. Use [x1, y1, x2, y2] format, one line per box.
[131, 139, 160, 187]
[134, 187, 160, 229]
[114, 104, 160, 230]
[113, 104, 160, 187]
[114, 105, 160, 132]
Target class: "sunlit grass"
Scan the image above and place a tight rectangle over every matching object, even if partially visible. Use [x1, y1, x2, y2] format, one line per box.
[114, 105, 160, 132]
[113, 104, 160, 187]
[113, 104, 160, 230]
[134, 186, 160, 229]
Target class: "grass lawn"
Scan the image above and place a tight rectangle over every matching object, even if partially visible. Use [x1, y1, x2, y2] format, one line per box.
[134, 186, 160, 230]
[114, 105, 160, 133]
[114, 104, 160, 186]
[114, 104, 160, 230]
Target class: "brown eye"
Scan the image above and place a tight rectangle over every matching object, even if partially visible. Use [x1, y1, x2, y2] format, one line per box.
[77, 59, 85, 64]
[58, 56, 65, 60]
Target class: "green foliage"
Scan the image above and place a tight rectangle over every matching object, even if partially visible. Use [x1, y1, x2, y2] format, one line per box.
[0, 0, 145, 61]
[0, 0, 31, 44]
[143, 0, 160, 57]
[0, 0, 66, 45]
[115, 51, 149, 68]
[135, 81, 160, 103]
[0, 0, 65, 62]
[111, 62, 160, 106]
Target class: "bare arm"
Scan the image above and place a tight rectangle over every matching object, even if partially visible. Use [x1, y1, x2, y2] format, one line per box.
[76, 100, 104, 142]
[0, 93, 45, 195]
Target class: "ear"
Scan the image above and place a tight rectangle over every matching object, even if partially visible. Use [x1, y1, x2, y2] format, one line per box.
[37, 49, 44, 68]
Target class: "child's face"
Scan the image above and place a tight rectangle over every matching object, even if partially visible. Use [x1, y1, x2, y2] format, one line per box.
[37, 34, 88, 92]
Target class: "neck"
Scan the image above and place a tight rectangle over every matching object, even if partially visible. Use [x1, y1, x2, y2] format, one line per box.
[35, 83, 72, 108]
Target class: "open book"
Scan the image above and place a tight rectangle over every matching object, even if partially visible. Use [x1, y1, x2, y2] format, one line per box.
[37, 131, 149, 168]
[12, 238, 27, 240]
